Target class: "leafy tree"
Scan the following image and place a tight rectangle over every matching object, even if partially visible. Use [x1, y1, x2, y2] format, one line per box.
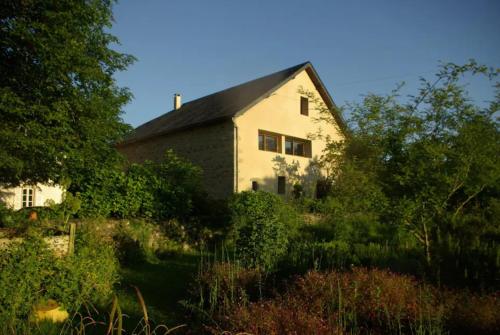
[0, 0, 134, 187]
[317, 61, 499, 285]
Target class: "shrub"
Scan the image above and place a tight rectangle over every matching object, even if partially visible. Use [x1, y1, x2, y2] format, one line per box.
[215, 268, 444, 335]
[76, 150, 204, 220]
[229, 191, 298, 271]
[443, 290, 500, 335]
[0, 226, 119, 332]
[0, 201, 17, 227]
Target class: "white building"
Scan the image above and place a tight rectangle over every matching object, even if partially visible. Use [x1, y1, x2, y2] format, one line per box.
[0, 183, 64, 210]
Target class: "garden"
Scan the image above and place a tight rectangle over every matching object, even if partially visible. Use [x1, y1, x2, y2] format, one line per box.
[1, 1, 499, 333]
[1, 60, 499, 334]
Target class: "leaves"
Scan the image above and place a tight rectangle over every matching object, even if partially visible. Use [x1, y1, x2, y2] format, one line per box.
[0, 0, 134, 186]
[319, 60, 499, 284]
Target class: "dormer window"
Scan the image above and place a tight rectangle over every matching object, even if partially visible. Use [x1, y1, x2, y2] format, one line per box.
[300, 96, 309, 116]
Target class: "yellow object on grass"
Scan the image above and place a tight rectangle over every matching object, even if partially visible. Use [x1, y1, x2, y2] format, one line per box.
[34, 299, 69, 323]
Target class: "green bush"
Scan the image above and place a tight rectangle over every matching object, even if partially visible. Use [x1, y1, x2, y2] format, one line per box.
[0, 201, 16, 227]
[229, 191, 299, 271]
[76, 150, 204, 220]
[0, 227, 119, 332]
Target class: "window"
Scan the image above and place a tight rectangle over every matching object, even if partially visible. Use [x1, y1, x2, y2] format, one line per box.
[277, 176, 286, 194]
[252, 181, 259, 191]
[285, 137, 311, 157]
[22, 187, 34, 208]
[258, 130, 281, 153]
[300, 96, 309, 116]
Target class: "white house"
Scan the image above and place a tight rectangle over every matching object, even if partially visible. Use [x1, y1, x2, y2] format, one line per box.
[0, 183, 64, 210]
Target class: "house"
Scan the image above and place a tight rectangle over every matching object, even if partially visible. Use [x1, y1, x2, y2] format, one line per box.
[117, 62, 346, 198]
[0, 183, 64, 210]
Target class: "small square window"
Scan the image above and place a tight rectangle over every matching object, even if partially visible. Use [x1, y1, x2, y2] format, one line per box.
[278, 176, 286, 194]
[300, 96, 309, 116]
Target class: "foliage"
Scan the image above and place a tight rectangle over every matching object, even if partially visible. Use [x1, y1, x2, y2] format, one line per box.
[0, 225, 119, 332]
[195, 261, 264, 318]
[195, 265, 500, 335]
[229, 191, 299, 271]
[0, 0, 134, 187]
[196, 267, 446, 335]
[114, 219, 188, 265]
[0, 201, 15, 227]
[78, 150, 204, 220]
[441, 290, 500, 335]
[315, 60, 500, 288]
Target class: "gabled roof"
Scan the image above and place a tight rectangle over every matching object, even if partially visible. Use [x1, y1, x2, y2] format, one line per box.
[120, 62, 345, 145]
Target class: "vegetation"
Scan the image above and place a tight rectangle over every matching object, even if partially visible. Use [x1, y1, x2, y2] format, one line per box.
[0, 226, 118, 333]
[229, 191, 300, 270]
[77, 150, 204, 221]
[307, 60, 500, 288]
[0, 1, 498, 329]
[195, 264, 500, 335]
[0, 0, 134, 188]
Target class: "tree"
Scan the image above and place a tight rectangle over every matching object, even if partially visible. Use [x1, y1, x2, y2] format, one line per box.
[0, 0, 134, 187]
[318, 61, 499, 284]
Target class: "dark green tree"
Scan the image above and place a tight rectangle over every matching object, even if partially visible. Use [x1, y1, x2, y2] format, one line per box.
[316, 61, 499, 286]
[0, 0, 134, 187]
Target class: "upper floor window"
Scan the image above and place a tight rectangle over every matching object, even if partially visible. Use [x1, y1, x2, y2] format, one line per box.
[285, 136, 311, 157]
[258, 130, 281, 153]
[22, 187, 34, 208]
[300, 96, 309, 116]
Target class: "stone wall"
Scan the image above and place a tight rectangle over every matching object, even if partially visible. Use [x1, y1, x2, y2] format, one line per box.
[0, 235, 70, 257]
[118, 121, 235, 198]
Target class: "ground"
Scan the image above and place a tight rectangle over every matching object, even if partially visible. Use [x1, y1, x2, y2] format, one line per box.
[117, 253, 199, 329]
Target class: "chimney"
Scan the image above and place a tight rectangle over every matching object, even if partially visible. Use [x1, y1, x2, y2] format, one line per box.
[173, 93, 182, 110]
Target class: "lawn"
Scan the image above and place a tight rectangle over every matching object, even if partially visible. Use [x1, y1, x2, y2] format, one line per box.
[116, 253, 199, 330]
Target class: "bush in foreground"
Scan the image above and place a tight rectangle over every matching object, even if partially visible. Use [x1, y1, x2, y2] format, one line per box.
[196, 264, 500, 335]
[210, 268, 443, 334]
[0, 226, 119, 333]
[229, 191, 300, 271]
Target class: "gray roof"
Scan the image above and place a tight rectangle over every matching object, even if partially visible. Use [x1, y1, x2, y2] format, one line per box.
[120, 62, 344, 145]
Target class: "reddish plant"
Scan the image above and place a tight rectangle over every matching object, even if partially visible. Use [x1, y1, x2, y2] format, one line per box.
[207, 268, 443, 334]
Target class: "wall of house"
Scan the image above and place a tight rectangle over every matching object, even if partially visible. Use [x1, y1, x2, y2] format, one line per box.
[234, 69, 345, 197]
[117, 121, 235, 199]
[0, 183, 64, 210]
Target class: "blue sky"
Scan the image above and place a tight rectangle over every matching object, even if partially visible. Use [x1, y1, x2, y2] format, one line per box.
[109, 0, 500, 127]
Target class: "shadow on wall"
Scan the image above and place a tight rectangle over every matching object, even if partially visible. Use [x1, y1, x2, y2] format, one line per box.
[252, 155, 322, 198]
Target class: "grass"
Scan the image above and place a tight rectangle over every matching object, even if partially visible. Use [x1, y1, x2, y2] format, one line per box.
[116, 252, 199, 328]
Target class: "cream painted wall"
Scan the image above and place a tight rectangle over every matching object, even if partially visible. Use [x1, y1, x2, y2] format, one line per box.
[0, 183, 64, 210]
[234, 69, 344, 197]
